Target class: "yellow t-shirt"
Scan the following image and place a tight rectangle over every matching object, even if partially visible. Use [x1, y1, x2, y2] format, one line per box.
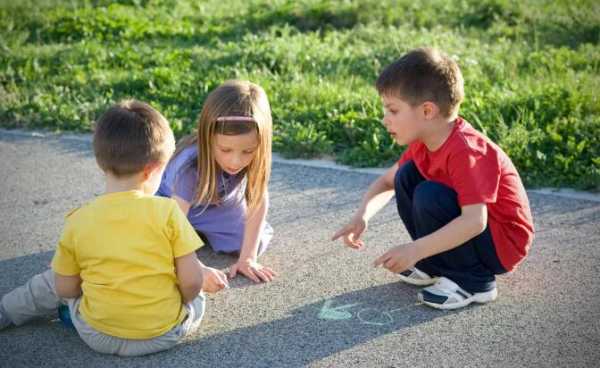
[51, 190, 203, 339]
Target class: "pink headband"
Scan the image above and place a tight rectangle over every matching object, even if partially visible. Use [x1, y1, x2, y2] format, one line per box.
[216, 116, 256, 122]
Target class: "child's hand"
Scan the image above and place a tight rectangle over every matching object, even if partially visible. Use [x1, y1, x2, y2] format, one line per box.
[229, 258, 277, 283]
[373, 243, 420, 273]
[331, 215, 368, 249]
[200, 265, 229, 293]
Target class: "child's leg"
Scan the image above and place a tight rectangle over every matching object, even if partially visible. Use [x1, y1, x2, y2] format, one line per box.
[202, 222, 273, 257]
[1, 269, 64, 326]
[411, 181, 499, 292]
[394, 161, 427, 240]
[177, 292, 206, 337]
[394, 164, 504, 293]
[1, 270, 207, 356]
[70, 293, 206, 357]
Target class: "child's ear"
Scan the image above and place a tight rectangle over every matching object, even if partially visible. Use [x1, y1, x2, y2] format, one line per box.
[421, 101, 440, 120]
[142, 161, 163, 180]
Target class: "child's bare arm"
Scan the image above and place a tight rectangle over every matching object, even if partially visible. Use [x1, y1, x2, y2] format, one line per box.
[374, 204, 488, 272]
[175, 252, 229, 302]
[54, 273, 82, 299]
[229, 195, 277, 283]
[239, 195, 268, 263]
[356, 163, 398, 221]
[175, 252, 204, 303]
[332, 163, 398, 248]
[413, 203, 487, 260]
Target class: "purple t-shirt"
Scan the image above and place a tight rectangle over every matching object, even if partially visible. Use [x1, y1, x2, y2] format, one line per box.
[156, 146, 271, 253]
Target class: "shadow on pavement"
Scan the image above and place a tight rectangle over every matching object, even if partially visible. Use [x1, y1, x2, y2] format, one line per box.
[0, 251, 458, 368]
[173, 282, 462, 367]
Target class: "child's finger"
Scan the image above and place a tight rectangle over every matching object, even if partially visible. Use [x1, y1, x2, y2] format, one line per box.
[373, 253, 389, 267]
[262, 266, 277, 278]
[331, 226, 349, 241]
[256, 269, 271, 282]
[265, 267, 277, 279]
[347, 241, 361, 249]
[384, 258, 398, 271]
[342, 233, 353, 247]
[349, 232, 359, 242]
[244, 268, 261, 283]
[345, 233, 358, 247]
[392, 264, 406, 274]
[346, 233, 363, 249]
[218, 272, 230, 288]
[228, 267, 237, 279]
[352, 232, 365, 246]
[259, 268, 274, 282]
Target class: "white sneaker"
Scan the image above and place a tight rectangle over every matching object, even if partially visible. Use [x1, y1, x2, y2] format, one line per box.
[398, 267, 439, 286]
[418, 277, 498, 310]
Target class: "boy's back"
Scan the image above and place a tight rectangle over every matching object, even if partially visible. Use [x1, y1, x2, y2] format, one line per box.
[1, 99, 228, 356]
[52, 191, 201, 339]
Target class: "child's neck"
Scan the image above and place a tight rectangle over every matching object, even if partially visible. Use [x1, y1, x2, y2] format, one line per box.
[104, 172, 146, 195]
[420, 115, 457, 152]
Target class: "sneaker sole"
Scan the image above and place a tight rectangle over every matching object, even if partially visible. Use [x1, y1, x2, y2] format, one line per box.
[418, 288, 498, 310]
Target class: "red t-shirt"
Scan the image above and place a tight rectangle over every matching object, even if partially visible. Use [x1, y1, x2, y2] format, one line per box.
[398, 117, 534, 271]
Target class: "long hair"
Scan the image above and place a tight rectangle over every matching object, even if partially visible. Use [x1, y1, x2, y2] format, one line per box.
[173, 80, 272, 214]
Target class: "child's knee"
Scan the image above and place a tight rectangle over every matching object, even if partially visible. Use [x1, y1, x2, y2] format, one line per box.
[413, 181, 458, 216]
[394, 161, 417, 192]
[414, 181, 442, 205]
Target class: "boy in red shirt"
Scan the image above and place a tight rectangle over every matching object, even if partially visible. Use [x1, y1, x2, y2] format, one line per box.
[332, 48, 534, 310]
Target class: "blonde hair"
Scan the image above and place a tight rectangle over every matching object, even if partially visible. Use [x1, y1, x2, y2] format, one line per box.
[174, 80, 272, 213]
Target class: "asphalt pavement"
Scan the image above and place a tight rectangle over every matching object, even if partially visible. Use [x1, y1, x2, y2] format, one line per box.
[0, 129, 598, 368]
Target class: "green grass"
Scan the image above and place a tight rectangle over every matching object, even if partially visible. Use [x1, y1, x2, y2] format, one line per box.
[0, 0, 598, 189]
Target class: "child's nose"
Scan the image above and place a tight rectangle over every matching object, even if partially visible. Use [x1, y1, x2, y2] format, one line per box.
[382, 116, 390, 127]
[232, 155, 243, 167]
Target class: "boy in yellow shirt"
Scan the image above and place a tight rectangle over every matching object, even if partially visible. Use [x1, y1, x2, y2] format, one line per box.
[0, 100, 229, 356]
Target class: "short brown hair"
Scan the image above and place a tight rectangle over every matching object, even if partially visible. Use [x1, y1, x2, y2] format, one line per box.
[376, 47, 464, 117]
[93, 99, 174, 177]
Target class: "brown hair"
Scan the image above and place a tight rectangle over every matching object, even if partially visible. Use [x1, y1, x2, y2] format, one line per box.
[174, 80, 272, 213]
[93, 99, 174, 177]
[376, 47, 464, 118]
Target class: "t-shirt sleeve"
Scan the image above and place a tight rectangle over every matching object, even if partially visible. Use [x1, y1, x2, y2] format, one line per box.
[172, 166, 198, 203]
[448, 147, 501, 206]
[51, 220, 81, 276]
[167, 202, 203, 258]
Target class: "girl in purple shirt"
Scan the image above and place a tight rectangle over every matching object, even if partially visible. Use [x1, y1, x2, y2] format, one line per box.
[157, 80, 275, 283]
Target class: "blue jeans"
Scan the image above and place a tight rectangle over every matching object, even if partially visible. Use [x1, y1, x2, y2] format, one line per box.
[394, 161, 506, 293]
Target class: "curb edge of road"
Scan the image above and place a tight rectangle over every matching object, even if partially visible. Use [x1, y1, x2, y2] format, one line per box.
[2, 128, 599, 203]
